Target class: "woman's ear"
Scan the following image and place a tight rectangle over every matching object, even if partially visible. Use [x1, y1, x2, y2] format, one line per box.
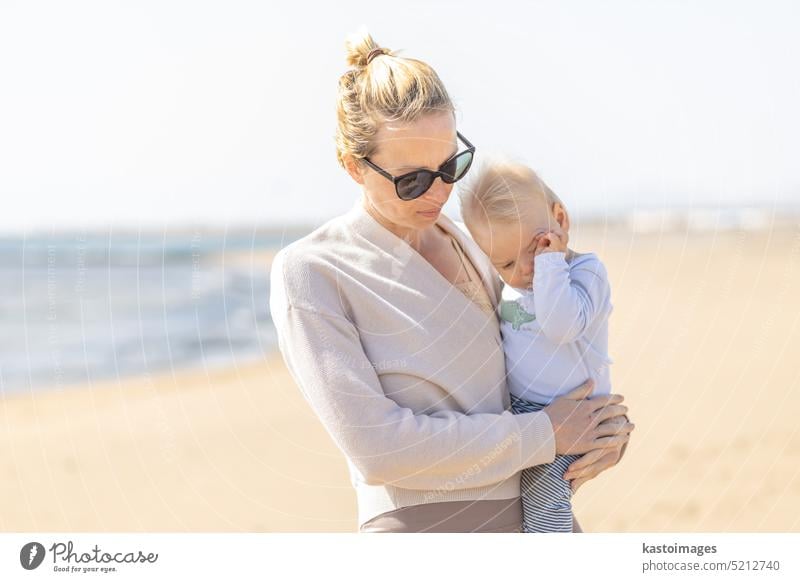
[343, 155, 365, 185]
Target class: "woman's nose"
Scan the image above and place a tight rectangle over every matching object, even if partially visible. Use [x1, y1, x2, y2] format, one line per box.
[424, 177, 451, 203]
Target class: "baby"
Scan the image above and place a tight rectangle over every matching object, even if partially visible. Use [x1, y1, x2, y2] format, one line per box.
[459, 158, 614, 533]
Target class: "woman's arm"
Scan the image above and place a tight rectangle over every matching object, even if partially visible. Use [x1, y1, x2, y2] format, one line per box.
[273, 304, 558, 490]
[270, 251, 557, 491]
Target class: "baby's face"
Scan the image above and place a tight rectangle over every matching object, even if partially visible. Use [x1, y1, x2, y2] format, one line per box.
[473, 197, 564, 290]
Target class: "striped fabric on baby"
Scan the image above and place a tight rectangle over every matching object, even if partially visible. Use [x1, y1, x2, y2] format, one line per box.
[510, 393, 582, 533]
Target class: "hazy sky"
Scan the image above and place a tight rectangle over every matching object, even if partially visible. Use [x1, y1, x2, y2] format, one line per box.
[1, 0, 798, 232]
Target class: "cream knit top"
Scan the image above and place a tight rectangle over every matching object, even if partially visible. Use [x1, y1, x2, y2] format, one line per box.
[269, 200, 556, 528]
[440, 223, 497, 318]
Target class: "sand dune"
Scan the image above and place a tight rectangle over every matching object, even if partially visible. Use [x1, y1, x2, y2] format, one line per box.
[2, 227, 798, 532]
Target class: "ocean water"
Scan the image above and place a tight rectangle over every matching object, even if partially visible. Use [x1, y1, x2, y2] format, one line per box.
[3, 207, 794, 395]
[0, 231, 301, 395]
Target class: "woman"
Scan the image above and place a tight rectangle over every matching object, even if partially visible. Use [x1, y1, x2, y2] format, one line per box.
[269, 31, 634, 533]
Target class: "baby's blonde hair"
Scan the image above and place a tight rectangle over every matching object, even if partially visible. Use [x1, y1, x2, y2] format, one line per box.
[335, 29, 454, 168]
[459, 156, 564, 229]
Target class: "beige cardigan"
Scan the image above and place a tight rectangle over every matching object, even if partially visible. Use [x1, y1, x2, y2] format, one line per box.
[269, 200, 556, 528]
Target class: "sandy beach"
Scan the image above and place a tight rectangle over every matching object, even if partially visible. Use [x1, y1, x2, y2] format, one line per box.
[2, 226, 799, 532]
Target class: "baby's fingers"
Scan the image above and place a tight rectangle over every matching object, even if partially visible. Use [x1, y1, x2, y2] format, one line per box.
[549, 230, 568, 247]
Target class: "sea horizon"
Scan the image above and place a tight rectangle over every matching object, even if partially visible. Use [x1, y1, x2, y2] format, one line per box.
[3, 201, 798, 396]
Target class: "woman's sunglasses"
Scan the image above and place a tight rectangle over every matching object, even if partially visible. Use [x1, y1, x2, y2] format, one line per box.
[361, 132, 475, 201]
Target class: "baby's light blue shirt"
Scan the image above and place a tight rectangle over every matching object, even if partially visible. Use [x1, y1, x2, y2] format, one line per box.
[499, 250, 614, 404]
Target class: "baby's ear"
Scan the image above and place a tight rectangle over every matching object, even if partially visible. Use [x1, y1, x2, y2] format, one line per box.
[553, 202, 570, 232]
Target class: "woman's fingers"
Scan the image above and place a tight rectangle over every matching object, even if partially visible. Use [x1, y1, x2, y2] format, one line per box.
[594, 421, 635, 438]
[570, 476, 588, 493]
[598, 414, 629, 426]
[564, 448, 606, 474]
[564, 432, 628, 455]
[565, 449, 619, 482]
[564, 413, 633, 454]
[592, 404, 629, 424]
[546, 388, 633, 456]
[592, 433, 631, 448]
[561, 378, 595, 400]
[586, 393, 625, 410]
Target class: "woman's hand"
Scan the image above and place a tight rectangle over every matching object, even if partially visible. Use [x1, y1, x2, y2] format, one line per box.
[565, 414, 632, 493]
[566, 444, 623, 493]
[542, 379, 633, 456]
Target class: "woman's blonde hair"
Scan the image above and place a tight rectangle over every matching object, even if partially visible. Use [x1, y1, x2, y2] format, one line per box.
[335, 29, 454, 168]
[459, 155, 564, 227]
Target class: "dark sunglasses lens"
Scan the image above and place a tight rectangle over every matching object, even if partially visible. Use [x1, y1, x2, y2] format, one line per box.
[441, 151, 474, 184]
[397, 171, 435, 200]
[454, 151, 474, 180]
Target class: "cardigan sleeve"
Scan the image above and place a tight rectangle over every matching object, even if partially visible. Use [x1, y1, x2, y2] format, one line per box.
[269, 250, 557, 491]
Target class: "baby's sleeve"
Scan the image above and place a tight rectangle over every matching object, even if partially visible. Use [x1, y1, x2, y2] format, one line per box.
[531, 252, 612, 345]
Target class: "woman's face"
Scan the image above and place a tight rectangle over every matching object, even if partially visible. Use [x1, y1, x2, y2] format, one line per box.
[346, 110, 458, 235]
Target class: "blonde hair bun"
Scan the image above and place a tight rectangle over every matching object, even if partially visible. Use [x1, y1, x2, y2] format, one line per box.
[335, 29, 454, 168]
[344, 29, 392, 68]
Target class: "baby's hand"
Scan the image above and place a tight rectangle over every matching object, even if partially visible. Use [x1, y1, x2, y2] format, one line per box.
[535, 229, 568, 255]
